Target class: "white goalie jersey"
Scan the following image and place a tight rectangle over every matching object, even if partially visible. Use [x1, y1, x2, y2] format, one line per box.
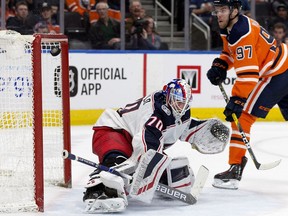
[94, 91, 230, 160]
[85, 81, 229, 213]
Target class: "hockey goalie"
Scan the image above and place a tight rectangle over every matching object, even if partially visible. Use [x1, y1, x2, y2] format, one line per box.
[82, 79, 230, 213]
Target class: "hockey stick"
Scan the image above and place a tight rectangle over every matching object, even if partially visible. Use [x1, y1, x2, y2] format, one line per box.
[218, 83, 281, 170]
[62, 150, 209, 205]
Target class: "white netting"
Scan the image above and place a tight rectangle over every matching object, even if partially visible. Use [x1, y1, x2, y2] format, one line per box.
[0, 30, 69, 212]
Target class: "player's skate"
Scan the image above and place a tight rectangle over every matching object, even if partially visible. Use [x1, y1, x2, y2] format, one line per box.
[213, 156, 248, 190]
[83, 170, 127, 213]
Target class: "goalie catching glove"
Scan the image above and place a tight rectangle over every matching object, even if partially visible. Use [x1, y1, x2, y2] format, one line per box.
[180, 118, 230, 154]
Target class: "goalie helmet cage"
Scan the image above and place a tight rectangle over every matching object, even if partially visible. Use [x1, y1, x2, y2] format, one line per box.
[0, 31, 71, 212]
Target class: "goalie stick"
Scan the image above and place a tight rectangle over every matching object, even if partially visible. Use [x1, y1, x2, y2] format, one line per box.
[62, 150, 209, 205]
[218, 83, 281, 170]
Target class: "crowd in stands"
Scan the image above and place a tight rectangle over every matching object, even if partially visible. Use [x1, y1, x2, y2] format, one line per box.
[190, 0, 288, 50]
[0, 0, 166, 50]
[256, 0, 288, 47]
[3, 0, 59, 34]
[1, 0, 288, 50]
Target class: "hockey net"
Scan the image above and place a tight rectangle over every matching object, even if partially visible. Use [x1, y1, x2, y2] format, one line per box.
[0, 31, 71, 212]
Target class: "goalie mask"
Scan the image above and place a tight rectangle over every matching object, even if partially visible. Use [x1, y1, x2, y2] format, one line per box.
[163, 79, 193, 119]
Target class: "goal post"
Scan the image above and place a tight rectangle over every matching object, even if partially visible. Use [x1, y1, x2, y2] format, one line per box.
[0, 31, 71, 212]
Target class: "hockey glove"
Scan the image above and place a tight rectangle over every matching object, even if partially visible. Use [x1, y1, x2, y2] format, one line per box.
[223, 97, 246, 122]
[206, 58, 228, 85]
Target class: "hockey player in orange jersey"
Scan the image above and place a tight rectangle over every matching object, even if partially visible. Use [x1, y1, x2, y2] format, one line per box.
[206, 0, 288, 189]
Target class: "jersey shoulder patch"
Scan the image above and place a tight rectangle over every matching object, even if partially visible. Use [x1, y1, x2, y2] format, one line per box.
[161, 104, 171, 116]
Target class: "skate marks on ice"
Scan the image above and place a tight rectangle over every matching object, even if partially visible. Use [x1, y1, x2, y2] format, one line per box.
[8, 123, 285, 216]
[253, 136, 288, 158]
[45, 187, 282, 216]
[46, 186, 282, 216]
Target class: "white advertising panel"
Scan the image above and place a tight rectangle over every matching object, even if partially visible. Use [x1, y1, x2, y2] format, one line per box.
[69, 52, 236, 109]
[146, 53, 235, 108]
[69, 53, 144, 109]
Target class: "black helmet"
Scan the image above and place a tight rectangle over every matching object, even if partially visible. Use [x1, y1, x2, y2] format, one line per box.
[213, 0, 242, 8]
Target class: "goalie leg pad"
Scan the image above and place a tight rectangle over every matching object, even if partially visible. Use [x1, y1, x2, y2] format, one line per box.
[129, 149, 172, 203]
[163, 157, 195, 193]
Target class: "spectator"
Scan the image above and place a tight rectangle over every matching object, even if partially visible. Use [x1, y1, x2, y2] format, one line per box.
[144, 16, 163, 49]
[65, 0, 121, 25]
[271, 0, 288, 16]
[190, 0, 214, 25]
[125, 0, 158, 50]
[37, 2, 60, 33]
[65, 0, 96, 24]
[33, 21, 49, 33]
[268, 4, 288, 31]
[51, 3, 58, 16]
[0, 0, 15, 21]
[50, 1, 59, 24]
[13, 0, 36, 12]
[190, 0, 223, 49]
[272, 22, 287, 46]
[126, 18, 159, 50]
[89, 2, 121, 49]
[97, 0, 121, 21]
[125, 0, 148, 35]
[6, 1, 38, 35]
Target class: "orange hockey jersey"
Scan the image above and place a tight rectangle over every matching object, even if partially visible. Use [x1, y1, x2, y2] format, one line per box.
[219, 15, 288, 99]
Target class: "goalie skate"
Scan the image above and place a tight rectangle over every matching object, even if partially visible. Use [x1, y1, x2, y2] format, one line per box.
[83, 170, 128, 213]
[84, 195, 126, 213]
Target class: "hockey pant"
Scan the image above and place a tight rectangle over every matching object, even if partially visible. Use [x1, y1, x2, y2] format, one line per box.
[92, 126, 133, 163]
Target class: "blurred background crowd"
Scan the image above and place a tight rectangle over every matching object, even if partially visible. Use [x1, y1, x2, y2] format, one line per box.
[0, 0, 287, 51]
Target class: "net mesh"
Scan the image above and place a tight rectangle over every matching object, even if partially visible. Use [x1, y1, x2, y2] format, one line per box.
[0, 31, 68, 212]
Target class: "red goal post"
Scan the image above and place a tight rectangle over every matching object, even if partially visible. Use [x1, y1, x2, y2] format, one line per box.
[0, 31, 71, 212]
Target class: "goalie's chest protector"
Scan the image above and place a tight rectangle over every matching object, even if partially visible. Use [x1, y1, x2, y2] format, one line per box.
[128, 92, 191, 147]
[161, 113, 190, 149]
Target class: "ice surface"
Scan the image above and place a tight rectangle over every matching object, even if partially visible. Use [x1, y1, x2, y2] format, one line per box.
[4, 122, 288, 216]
